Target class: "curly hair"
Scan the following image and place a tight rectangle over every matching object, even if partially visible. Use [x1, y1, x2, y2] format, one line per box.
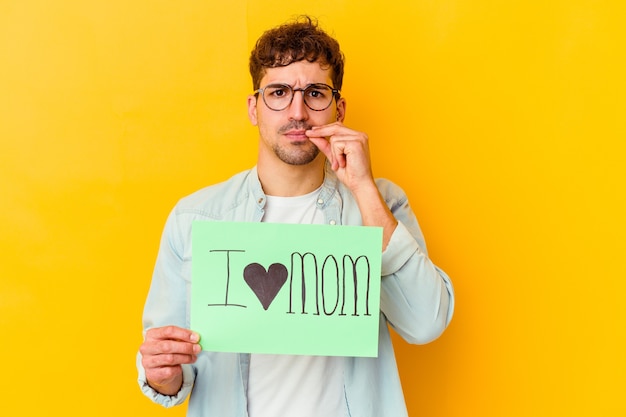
[249, 16, 345, 91]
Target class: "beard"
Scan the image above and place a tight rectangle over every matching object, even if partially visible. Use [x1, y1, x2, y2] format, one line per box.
[272, 141, 320, 165]
[272, 120, 320, 165]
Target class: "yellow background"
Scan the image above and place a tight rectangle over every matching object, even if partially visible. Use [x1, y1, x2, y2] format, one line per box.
[1, 1, 624, 415]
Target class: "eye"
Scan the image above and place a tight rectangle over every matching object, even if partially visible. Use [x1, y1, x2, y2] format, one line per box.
[305, 86, 328, 99]
[266, 85, 291, 98]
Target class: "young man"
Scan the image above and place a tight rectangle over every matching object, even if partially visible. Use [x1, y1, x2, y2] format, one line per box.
[137, 16, 454, 417]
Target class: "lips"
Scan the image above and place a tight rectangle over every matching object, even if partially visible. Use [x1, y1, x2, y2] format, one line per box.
[284, 130, 309, 141]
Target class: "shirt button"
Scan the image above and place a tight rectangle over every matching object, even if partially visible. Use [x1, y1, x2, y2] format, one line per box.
[329, 220, 336, 225]
[258, 198, 264, 204]
[317, 198, 324, 205]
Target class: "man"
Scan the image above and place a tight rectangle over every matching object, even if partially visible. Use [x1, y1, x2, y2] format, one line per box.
[137, 16, 454, 417]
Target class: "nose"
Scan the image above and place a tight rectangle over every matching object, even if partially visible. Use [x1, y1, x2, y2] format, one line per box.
[287, 89, 308, 121]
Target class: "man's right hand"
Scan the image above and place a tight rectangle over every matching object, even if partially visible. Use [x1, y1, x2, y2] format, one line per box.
[139, 326, 201, 396]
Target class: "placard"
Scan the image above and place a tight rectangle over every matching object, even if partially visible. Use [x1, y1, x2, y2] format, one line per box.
[191, 221, 382, 357]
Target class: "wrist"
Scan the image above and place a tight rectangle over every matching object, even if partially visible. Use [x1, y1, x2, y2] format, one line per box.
[348, 177, 378, 202]
[351, 182, 398, 250]
[147, 375, 183, 396]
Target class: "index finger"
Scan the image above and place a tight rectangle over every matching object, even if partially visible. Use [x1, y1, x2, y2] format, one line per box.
[145, 326, 200, 343]
[305, 122, 344, 138]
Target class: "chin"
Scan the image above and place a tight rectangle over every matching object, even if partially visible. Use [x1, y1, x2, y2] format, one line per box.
[275, 146, 320, 166]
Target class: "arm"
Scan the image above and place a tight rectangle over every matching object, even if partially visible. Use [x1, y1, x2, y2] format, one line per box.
[307, 122, 397, 249]
[377, 181, 454, 343]
[137, 209, 200, 405]
[307, 123, 454, 343]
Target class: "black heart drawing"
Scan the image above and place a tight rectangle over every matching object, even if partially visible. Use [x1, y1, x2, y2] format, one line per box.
[243, 262, 288, 310]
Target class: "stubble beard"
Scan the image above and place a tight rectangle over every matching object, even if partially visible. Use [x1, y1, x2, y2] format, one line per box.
[273, 120, 320, 166]
[273, 141, 320, 166]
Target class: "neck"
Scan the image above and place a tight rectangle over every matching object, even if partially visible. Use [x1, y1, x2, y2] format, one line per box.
[257, 155, 326, 197]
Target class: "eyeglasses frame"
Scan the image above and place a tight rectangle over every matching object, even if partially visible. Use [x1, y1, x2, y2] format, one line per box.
[254, 83, 341, 112]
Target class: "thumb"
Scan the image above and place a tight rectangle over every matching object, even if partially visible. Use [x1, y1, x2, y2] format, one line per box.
[308, 136, 333, 161]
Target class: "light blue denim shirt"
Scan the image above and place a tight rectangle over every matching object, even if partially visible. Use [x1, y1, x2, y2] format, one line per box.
[137, 164, 454, 416]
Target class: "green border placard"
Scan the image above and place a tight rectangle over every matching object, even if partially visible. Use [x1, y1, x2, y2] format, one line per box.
[191, 221, 382, 357]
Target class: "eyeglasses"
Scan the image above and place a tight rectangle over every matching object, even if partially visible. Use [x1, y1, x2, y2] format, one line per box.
[255, 83, 340, 111]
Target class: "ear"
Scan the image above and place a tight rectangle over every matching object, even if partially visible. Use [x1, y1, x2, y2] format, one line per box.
[247, 95, 259, 126]
[336, 97, 346, 122]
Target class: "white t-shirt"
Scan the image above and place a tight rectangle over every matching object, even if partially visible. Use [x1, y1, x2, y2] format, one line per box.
[247, 188, 347, 417]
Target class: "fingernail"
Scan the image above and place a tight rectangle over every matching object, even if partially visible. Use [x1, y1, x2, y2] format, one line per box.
[190, 332, 200, 342]
[193, 344, 202, 353]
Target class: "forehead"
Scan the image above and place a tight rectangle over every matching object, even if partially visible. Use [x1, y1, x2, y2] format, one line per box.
[260, 61, 333, 86]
